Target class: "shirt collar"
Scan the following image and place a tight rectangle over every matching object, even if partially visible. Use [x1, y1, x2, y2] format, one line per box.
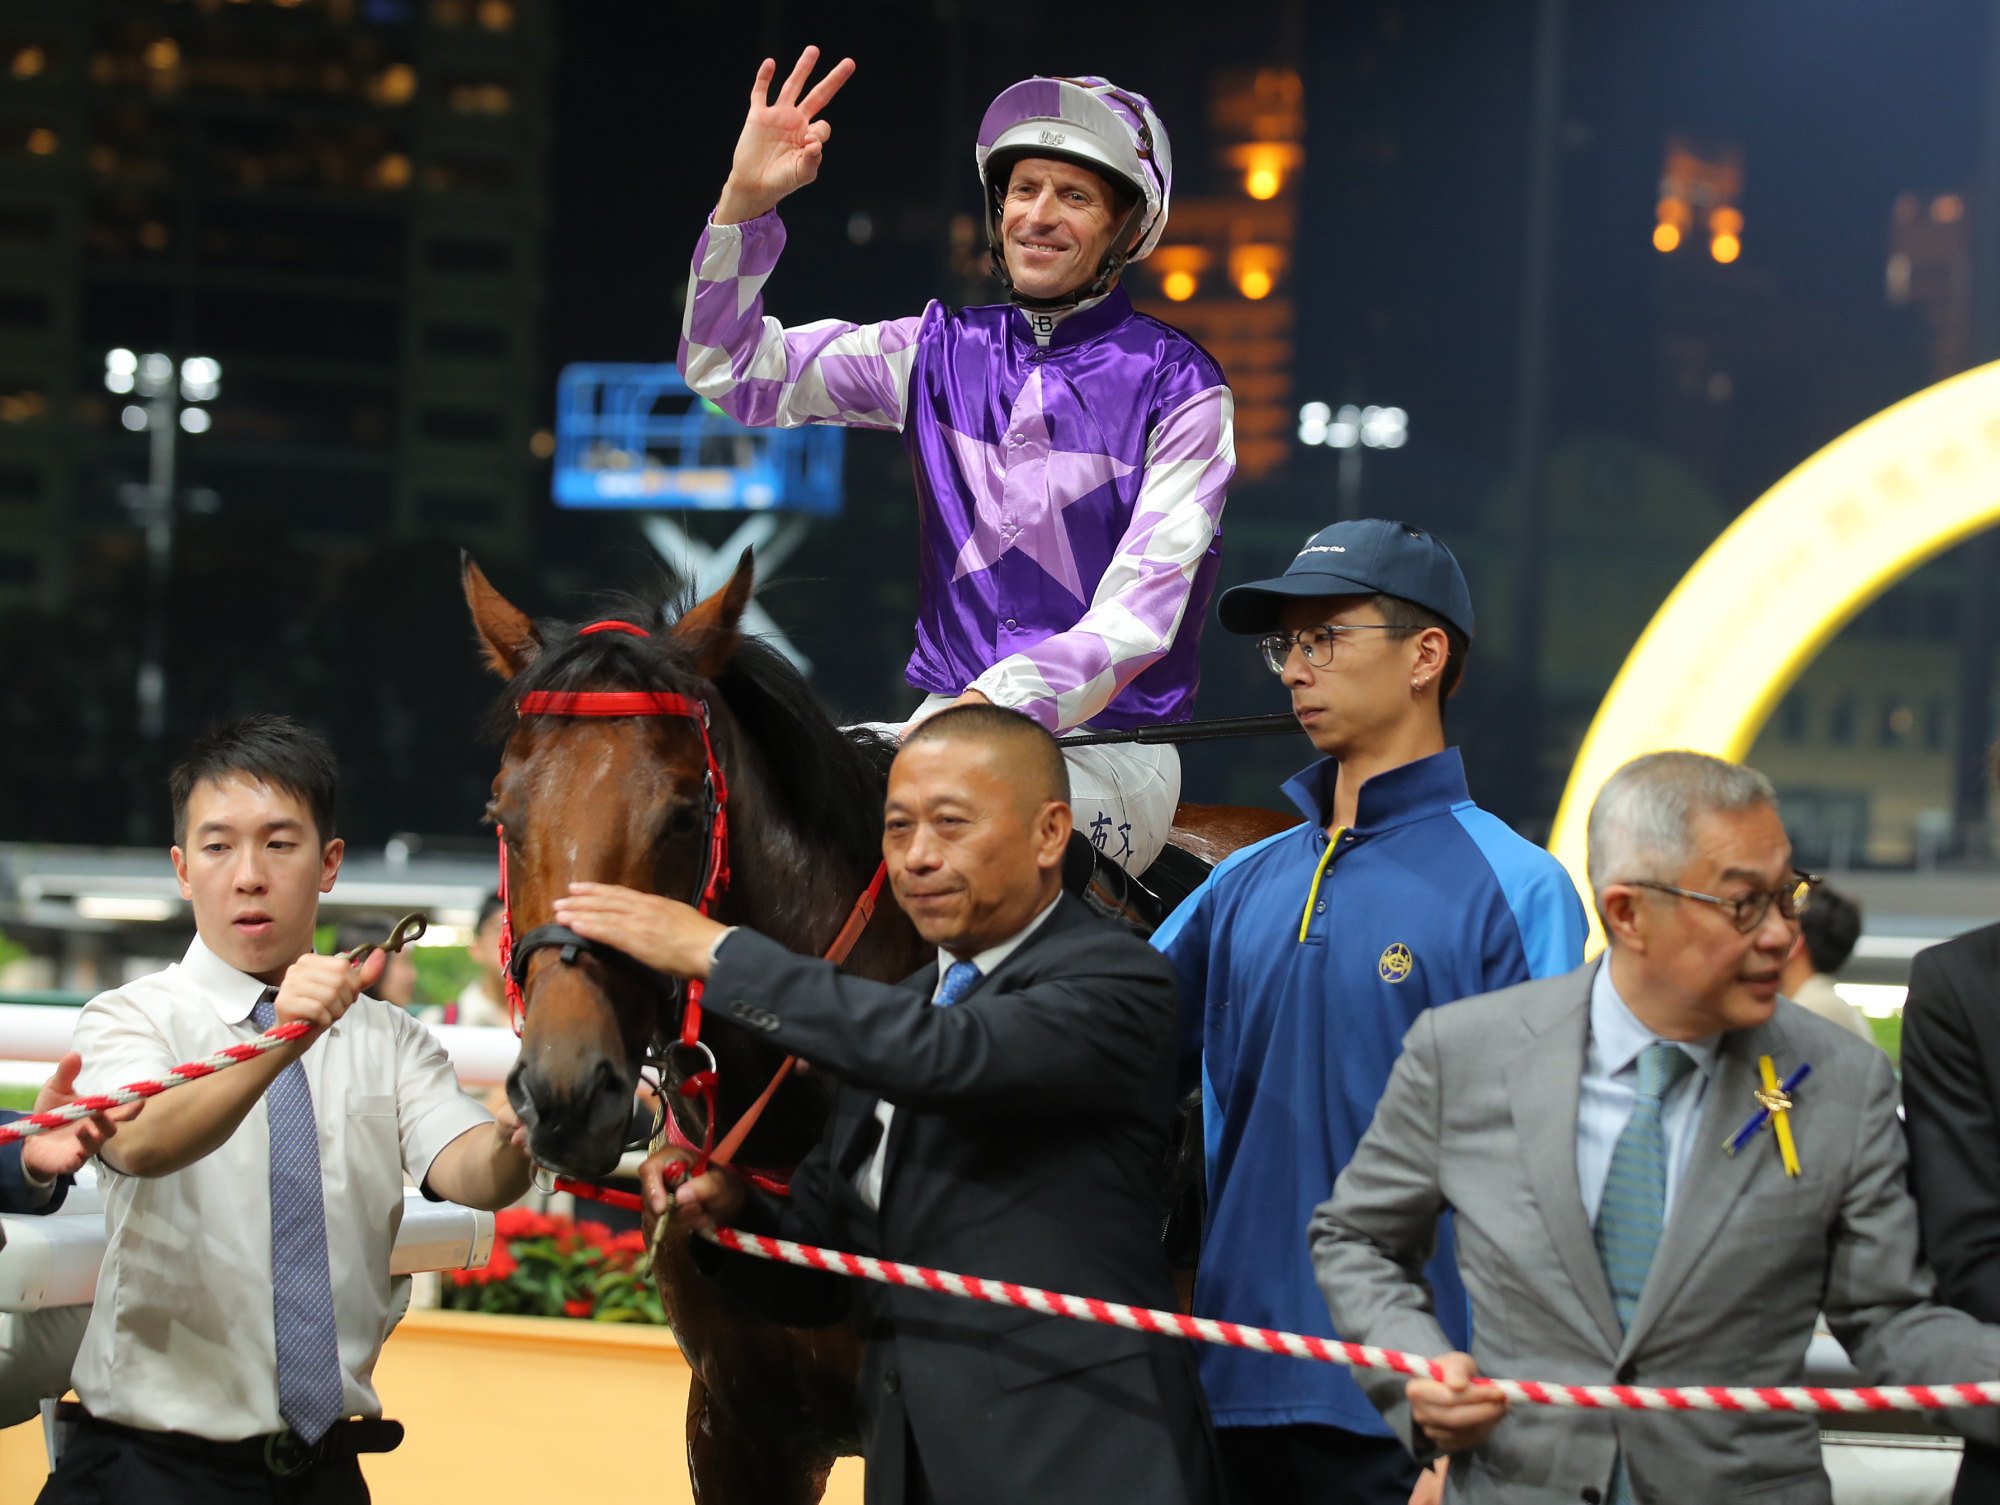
[1010, 286, 1131, 349]
[177, 933, 277, 1026]
[935, 895, 1062, 988]
[1280, 746, 1470, 832]
[1589, 956, 1722, 1082]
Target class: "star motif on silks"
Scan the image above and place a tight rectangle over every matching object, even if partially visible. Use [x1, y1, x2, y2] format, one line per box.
[939, 368, 1135, 604]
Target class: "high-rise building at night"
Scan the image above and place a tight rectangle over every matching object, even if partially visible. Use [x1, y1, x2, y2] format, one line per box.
[1130, 67, 1303, 481]
[1886, 189, 1974, 382]
[0, 0, 550, 607]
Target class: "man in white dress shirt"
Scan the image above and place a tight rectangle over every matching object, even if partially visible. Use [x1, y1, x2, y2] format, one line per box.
[38, 715, 532, 1505]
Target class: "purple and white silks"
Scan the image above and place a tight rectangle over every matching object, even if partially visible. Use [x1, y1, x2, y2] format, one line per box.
[679, 211, 1235, 734]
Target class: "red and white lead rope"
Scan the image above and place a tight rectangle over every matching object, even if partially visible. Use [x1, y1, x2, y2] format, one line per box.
[701, 1226, 2000, 1417]
[14, 1037, 1995, 1421]
[0, 1021, 310, 1148]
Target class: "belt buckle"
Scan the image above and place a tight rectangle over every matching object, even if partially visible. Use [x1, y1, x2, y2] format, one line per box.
[263, 1428, 316, 1477]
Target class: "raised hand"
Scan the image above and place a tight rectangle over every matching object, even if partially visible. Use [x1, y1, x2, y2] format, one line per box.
[714, 46, 856, 225]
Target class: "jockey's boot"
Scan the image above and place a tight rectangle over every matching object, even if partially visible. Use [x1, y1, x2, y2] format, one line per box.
[1062, 831, 1171, 937]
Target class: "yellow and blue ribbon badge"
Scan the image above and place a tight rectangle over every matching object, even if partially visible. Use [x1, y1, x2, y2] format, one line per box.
[1723, 1055, 1811, 1176]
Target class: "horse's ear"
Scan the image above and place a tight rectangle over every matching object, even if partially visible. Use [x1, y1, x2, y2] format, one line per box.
[462, 553, 542, 680]
[673, 548, 755, 677]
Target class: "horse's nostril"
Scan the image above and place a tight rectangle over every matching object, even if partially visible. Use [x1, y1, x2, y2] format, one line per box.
[589, 1057, 628, 1105]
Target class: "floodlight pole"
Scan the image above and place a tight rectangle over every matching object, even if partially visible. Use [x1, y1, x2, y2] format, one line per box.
[135, 382, 178, 744]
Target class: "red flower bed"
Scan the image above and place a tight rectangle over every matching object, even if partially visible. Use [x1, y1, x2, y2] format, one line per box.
[442, 1206, 665, 1324]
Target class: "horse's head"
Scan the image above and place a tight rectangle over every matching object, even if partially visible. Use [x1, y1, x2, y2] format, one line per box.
[462, 551, 759, 1178]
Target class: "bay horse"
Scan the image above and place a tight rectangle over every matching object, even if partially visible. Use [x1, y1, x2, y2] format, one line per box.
[463, 550, 1289, 1502]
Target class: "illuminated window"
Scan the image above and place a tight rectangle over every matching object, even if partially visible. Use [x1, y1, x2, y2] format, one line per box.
[1709, 232, 1741, 264]
[24, 127, 57, 157]
[0, 387, 48, 424]
[446, 81, 513, 114]
[370, 152, 413, 190]
[144, 38, 180, 72]
[11, 46, 47, 80]
[1652, 222, 1681, 253]
[478, 0, 515, 29]
[1161, 269, 1196, 302]
[372, 63, 417, 106]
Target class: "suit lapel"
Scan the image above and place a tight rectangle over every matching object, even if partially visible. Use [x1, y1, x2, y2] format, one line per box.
[1504, 967, 1623, 1358]
[1618, 1015, 1791, 1358]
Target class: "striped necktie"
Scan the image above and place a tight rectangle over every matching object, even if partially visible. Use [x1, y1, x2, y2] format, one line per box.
[252, 990, 345, 1444]
[934, 961, 982, 1008]
[1594, 1040, 1696, 1505]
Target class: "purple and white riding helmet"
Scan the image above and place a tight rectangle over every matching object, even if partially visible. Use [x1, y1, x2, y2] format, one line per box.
[974, 75, 1174, 303]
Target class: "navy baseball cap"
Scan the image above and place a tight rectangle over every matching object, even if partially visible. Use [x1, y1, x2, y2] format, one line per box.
[1216, 518, 1475, 639]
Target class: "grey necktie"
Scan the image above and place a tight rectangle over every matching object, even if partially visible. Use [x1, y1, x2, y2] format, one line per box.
[934, 960, 982, 1008]
[252, 990, 344, 1444]
[1593, 1040, 1697, 1505]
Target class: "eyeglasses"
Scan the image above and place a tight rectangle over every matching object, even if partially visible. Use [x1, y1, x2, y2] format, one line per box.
[1623, 872, 1820, 934]
[1257, 622, 1416, 676]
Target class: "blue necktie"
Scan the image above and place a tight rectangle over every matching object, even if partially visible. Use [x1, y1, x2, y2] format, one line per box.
[1594, 1040, 1697, 1505]
[934, 961, 982, 1008]
[253, 991, 344, 1444]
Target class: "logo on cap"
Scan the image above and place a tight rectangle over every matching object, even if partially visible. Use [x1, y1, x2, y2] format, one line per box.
[1039, 129, 1067, 146]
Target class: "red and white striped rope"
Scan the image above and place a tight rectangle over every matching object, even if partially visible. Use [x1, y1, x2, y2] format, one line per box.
[0, 1021, 309, 1148]
[707, 1227, 2000, 1415]
[17, 1033, 1995, 1419]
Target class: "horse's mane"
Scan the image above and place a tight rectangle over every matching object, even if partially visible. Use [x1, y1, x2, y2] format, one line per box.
[491, 591, 894, 868]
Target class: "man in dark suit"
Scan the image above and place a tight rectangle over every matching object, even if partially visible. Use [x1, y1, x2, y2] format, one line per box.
[553, 704, 1224, 1505]
[0, 1050, 136, 1219]
[1903, 909, 2000, 1503]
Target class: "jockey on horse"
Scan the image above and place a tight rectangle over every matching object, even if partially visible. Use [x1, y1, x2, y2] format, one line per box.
[678, 49, 1236, 882]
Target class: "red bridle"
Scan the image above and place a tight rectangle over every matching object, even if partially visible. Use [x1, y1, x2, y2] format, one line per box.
[495, 615, 887, 1190]
[497, 621, 731, 1056]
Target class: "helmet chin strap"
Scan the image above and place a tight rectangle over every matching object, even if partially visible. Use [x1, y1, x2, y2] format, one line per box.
[989, 197, 1145, 312]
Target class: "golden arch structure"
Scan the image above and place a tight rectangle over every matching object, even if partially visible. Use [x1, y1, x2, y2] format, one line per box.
[1549, 359, 2000, 943]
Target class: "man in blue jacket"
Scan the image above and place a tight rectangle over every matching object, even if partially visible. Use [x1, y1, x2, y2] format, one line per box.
[1155, 519, 1587, 1505]
[1, 1051, 134, 1219]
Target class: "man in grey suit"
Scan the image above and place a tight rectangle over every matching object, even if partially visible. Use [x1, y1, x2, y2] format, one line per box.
[1312, 750, 2000, 1504]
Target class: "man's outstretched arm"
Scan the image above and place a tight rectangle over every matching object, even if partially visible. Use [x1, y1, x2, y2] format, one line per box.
[86, 950, 383, 1180]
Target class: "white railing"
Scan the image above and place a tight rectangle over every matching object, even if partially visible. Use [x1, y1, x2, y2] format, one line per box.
[0, 1178, 492, 1311]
